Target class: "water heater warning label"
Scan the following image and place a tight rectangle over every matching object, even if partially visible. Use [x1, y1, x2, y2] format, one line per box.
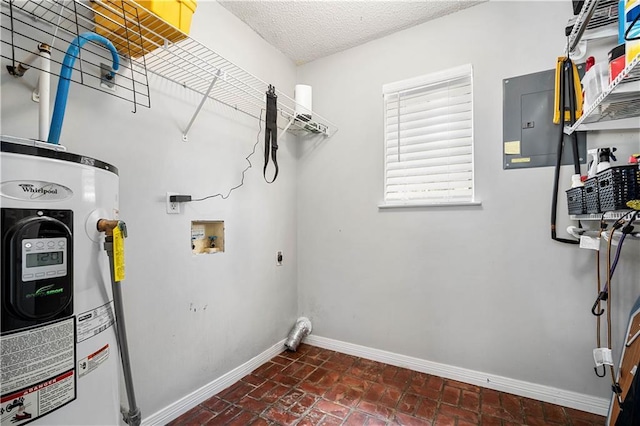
[0, 317, 76, 425]
[78, 344, 109, 378]
[0, 370, 75, 425]
[76, 301, 115, 343]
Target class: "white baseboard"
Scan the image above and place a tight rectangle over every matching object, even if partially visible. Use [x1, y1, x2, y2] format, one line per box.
[141, 339, 286, 426]
[305, 335, 609, 416]
[143, 334, 609, 425]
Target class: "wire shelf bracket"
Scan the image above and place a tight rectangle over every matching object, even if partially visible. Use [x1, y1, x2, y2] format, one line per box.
[279, 117, 296, 139]
[182, 69, 223, 142]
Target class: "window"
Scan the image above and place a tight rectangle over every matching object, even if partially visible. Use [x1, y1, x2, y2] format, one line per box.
[382, 64, 475, 206]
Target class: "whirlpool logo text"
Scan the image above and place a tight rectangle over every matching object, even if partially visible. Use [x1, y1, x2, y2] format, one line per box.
[0, 180, 73, 201]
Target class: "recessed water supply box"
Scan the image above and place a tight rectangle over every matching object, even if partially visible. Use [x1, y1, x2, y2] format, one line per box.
[191, 221, 224, 254]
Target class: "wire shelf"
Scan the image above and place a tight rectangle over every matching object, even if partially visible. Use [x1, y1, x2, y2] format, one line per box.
[567, 0, 598, 52]
[570, 211, 631, 221]
[566, 0, 621, 51]
[1, 0, 151, 110]
[92, 0, 337, 137]
[2, 0, 337, 138]
[584, 0, 618, 30]
[562, 0, 640, 134]
[565, 53, 640, 133]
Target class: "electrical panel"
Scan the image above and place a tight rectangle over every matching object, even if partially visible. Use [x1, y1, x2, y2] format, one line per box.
[503, 67, 587, 169]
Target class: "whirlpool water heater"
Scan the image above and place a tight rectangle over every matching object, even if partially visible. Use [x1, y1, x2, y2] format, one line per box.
[1, 135, 123, 425]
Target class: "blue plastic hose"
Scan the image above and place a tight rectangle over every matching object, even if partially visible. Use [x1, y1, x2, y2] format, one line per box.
[47, 32, 119, 145]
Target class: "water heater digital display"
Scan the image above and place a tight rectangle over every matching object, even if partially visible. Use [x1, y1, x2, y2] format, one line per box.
[22, 237, 68, 281]
[1, 209, 73, 328]
[26, 251, 64, 267]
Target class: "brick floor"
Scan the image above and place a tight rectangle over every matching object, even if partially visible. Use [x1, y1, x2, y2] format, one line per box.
[167, 344, 606, 425]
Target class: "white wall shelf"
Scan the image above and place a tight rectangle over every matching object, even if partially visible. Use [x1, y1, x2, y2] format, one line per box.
[564, 1, 639, 224]
[564, 53, 640, 134]
[90, 0, 338, 139]
[3, 0, 337, 139]
[580, 25, 619, 42]
[566, 0, 618, 52]
[570, 211, 631, 221]
[564, 0, 640, 135]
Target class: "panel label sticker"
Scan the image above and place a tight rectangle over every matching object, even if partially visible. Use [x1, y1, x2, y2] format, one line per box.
[78, 344, 109, 378]
[76, 301, 115, 343]
[0, 317, 76, 425]
[1, 318, 75, 394]
[191, 225, 205, 240]
[504, 140, 521, 155]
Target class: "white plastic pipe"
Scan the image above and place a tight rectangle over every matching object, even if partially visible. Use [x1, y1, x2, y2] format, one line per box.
[8, 51, 39, 77]
[38, 44, 51, 141]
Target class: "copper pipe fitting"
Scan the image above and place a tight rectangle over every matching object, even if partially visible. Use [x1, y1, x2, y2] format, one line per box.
[97, 219, 120, 236]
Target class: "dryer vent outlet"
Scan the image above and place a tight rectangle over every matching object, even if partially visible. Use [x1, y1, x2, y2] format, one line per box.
[284, 317, 312, 352]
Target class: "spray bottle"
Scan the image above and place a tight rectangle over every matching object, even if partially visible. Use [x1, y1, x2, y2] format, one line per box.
[597, 147, 617, 173]
[587, 147, 617, 177]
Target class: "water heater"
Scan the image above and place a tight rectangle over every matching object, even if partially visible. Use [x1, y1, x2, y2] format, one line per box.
[1, 135, 122, 425]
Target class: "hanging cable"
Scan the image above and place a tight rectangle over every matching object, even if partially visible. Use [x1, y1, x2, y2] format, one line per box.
[610, 230, 629, 278]
[565, 57, 581, 177]
[606, 223, 621, 402]
[599, 212, 638, 403]
[592, 211, 637, 380]
[594, 216, 607, 376]
[551, 56, 580, 244]
[190, 109, 264, 202]
[592, 212, 637, 313]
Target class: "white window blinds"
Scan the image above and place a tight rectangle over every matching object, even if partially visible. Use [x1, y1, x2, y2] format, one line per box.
[382, 64, 474, 204]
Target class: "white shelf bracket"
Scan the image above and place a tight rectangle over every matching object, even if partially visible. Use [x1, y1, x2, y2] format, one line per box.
[182, 69, 223, 142]
[279, 116, 296, 138]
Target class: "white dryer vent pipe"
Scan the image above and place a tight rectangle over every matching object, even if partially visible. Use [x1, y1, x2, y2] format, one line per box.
[285, 317, 312, 352]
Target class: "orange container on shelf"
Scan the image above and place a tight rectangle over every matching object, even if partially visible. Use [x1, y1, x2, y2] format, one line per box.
[92, 0, 197, 58]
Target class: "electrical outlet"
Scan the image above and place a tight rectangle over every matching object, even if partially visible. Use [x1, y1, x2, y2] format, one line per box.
[166, 192, 180, 214]
[276, 251, 283, 266]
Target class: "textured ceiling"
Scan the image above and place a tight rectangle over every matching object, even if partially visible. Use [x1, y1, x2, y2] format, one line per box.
[218, 1, 483, 64]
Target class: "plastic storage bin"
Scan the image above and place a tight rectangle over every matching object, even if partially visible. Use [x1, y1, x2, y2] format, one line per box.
[597, 165, 640, 211]
[566, 186, 587, 215]
[93, 0, 197, 58]
[581, 62, 609, 109]
[584, 177, 600, 213]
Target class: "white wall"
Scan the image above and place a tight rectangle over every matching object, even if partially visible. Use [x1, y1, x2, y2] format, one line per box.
[1, 1, 299, 418]
[296, 0, 640, 400]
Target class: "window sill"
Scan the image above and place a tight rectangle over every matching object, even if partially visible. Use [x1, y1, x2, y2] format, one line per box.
[378, 201, 482, 210]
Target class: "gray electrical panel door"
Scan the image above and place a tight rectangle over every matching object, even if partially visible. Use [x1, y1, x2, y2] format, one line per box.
[503, 67, 586, 169]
